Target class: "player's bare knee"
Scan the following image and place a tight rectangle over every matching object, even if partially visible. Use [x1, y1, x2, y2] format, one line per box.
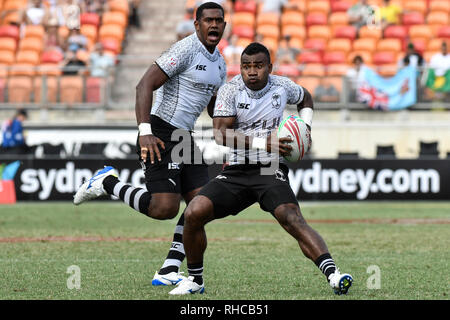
[148, 202, 179, 220]
[185, 196, 213, 227]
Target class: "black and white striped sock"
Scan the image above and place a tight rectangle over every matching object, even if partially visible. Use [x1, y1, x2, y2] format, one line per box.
[103, 175, 151, 215]
[158, 213, 186, 275]
[315, 253, 337, 281]
[187, 262, 203, 286]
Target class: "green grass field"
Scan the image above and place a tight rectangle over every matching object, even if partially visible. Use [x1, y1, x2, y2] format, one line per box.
[0, 201, 449, 300]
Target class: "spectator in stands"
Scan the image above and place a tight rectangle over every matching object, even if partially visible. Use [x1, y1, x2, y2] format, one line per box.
[128, 0, 141, 29]
[346, 55, 366, 101]
[80, 0, 108, 15]
[223, 34, 244, 65]
[275, 35, 300, 65]
[259, 0, 296, 14]
[43, 21, 64, 55]
[377, 0, 402, 30]
[314, 79, 340, 103]
[398, 43, 424, 69]
[347, 0, 375, 34]
[62, 50, 86, 75]
[66, 28, 88, 52]
[20, 0, 49, 26]
[176, 7, 195, 40]
[1, 109, 29, 154]
[89, 43, 114, 77]
[429, 42, 450, 78]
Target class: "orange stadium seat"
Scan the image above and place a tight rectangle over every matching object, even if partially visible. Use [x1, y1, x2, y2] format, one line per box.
[80, 12, 101, 27]
[261, 37, 278, 54]
[377, 38, 402, 52]
[358, 26, 382, 39]
[403, 0, 427, 14]
[100, 24, 125, 42]
[308, 25, 331, 39]
[232, 12, 256, 28]
[406, 38, 427, 53]
[409, 25, 434, 40]
[108, 0, 130, 15]
[19, 38, 43, 53]
[0, 50, 14, 65]
[326, 63, 350, 76]
[41, 50, 64, 64]
[402, 12, 425, 25]
[0, 37, 16, 52]
[377, 64, 399, 77]
[236, 37, 252, 48]
[16, 50, 40, 65]
[427, 11, 449, 26]
[23, 25, 45, 39]
[330, 1, 352, 12]
[101, 38, 120, 55]
[86, 77, 104, 103]
[234, 0, 257, 13]
[329, 12, 349, 26]
[373, 51, 396, 65]
[352, 38, 377, 52]
[306, 12, 327, 26]
[437, 26, 450, 38]
[301, 63, 326, 76]
[81, 24, 98, 42]
[257, 12, 280, 26]
[60, 76, 84, 104]
[348, 51, 373, 64]
[102, 11, 128, 28]
[0, 25, 20, 41]
[333, 25, 357, 40]
[0, 78, 6, 103]
[297, 77, 320, 95]
[275, 64, 300, 77]
[323, 76, 343, 94]
[34, 76, 58, 103]
[37, 63, 62, 77]
[59, 26, 70, 41]
[7, 76, 33, 103]
[429, 0, 450, 13]
[304, 38, 327, 51]
[297, 51, 322, 64]
[306, 0, 330, 14]
[232, 25, 254, 39]
[226, 64, 240, 77]
[427, 38, 450, 51]
[423, 51, 439, 62]
[0, 64, 8, 78]
[9, 63, 35, 77]
[281, 11, 304, 26]
[2, 0, 26, 11]
[327, 38, 352, 53]
[288, 0, 307, 12]
[2, 11, 20, 25]
[383, 25, 407, 39]
[256, 24, 280, 39]
[282, 25, 306, 39]
[289, 37, 303, 50]
[323, 51, 347, 64]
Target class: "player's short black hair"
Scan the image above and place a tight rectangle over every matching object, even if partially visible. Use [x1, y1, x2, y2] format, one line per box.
[16, 109, 28, 118]
[195, 2, 224, 21]
[241, 42, 271, 63]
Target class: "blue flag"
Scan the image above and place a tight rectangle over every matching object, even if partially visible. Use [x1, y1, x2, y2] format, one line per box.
[357, 65, 417, 110]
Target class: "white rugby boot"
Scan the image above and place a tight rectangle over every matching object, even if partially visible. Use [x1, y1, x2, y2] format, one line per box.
[73, 166, 118, 205]
[151, 271, 187, 286]
[168, 276, 205, 295]
[328, 269, 353, 295]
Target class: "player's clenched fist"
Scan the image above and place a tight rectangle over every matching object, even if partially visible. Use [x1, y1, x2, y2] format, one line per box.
[139, 134, 165, 164]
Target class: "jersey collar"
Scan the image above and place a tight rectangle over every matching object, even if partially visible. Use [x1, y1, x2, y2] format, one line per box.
[244, 75, 273, 100]
[194, 32, 220, 62]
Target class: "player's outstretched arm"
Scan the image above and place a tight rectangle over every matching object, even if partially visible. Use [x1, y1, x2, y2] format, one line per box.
[135, 64, 168, 164]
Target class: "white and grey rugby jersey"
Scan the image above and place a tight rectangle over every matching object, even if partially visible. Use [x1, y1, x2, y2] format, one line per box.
[214, 74, 304, 165]
[152, 33, 227, 131]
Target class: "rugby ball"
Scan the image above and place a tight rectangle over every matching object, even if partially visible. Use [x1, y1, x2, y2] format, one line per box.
[277, 115, 310, 162]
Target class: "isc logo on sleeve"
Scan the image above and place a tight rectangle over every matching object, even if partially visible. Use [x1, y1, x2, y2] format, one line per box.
[237, 103, 250, 109]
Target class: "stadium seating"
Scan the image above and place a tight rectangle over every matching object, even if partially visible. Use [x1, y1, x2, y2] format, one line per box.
[7, 76, 33, 103]
[60, 76, 84, 104]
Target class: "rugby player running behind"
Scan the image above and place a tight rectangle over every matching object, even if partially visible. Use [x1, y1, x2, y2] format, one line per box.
[73, 2, 227, 286]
